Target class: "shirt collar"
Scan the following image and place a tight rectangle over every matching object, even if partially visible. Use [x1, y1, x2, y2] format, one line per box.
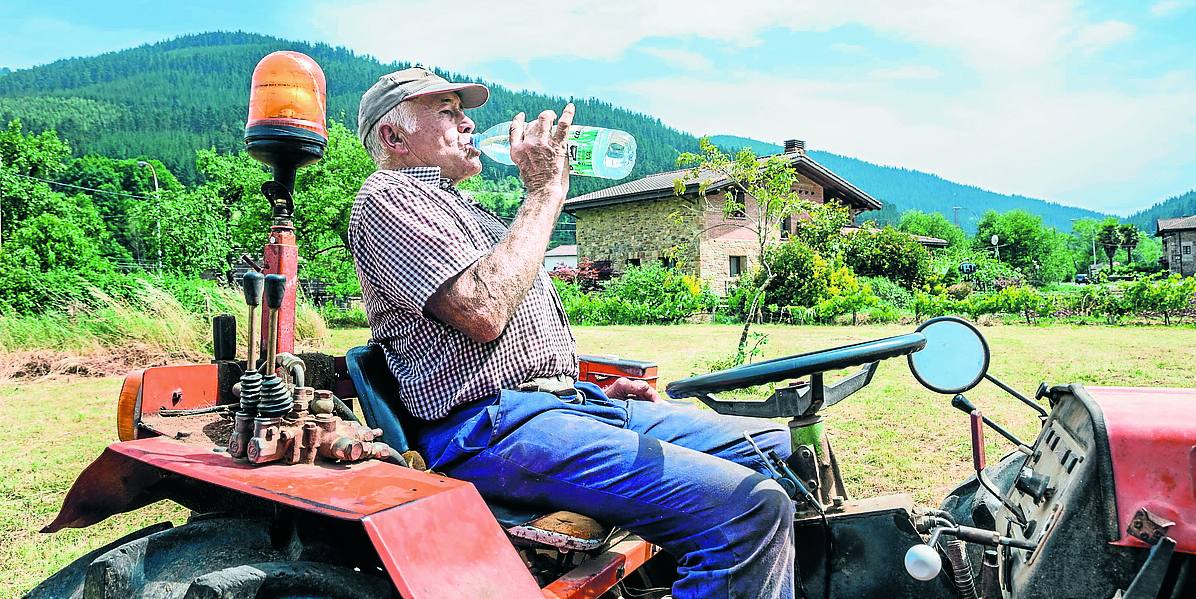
[395, 166, 455, 191]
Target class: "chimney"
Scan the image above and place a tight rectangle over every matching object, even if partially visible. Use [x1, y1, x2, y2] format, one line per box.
[783, 139, 805, 154]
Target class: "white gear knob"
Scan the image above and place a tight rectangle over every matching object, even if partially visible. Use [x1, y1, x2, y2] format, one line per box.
[904, 544, 942, 581]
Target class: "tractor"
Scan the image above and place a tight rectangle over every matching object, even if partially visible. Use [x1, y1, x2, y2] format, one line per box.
[26, 52, 1196, 599]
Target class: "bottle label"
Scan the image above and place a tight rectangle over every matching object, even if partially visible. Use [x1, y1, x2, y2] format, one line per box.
[566, 128, 599, 176]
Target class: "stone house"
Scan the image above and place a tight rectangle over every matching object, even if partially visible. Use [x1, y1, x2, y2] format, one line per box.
[1157, 215, 1196, 276]
[565, 140, 883, 295]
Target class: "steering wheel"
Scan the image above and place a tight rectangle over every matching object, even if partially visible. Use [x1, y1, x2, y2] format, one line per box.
[665, 333, 927, 401]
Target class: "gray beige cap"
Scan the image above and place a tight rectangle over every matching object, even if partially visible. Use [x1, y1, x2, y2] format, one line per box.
[357, 67, 489, 144]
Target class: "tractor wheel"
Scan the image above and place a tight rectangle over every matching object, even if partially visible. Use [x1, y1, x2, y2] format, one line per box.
[25, 517, 396, 599]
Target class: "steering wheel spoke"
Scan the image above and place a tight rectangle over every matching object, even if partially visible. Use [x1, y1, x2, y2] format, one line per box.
[668, 333, 926, 419]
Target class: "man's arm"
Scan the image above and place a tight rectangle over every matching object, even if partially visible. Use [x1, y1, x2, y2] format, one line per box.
[427, 104, 575, 343]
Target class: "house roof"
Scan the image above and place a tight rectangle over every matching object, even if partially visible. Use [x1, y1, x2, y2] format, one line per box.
[565, 151, 883, 211]
[841, 226, 949, 248]
[545, 244, 578, 257]
[1156, 216, 1196, 235]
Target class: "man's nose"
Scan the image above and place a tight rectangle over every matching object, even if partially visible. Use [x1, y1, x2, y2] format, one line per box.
[460, 116, 475, 134]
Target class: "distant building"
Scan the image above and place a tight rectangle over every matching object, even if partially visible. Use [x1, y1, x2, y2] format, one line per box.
[1157, 216, 1196, 276]
[566, 139, 939, 295]
[543, 244, 578, 269]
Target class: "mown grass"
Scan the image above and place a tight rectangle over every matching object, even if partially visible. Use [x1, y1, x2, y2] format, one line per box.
[5, 323, 1194, 596]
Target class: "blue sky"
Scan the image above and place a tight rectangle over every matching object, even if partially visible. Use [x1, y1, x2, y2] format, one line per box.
[1, 0, 1194, 215]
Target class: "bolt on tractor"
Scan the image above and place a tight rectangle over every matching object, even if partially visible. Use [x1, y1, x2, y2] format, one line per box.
[26, 52, 1196, 599]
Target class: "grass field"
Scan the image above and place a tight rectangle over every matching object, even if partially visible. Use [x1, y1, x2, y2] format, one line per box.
[3, 323, 1193, 596]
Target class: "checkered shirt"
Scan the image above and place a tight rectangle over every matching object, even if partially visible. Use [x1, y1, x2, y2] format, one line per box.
[348, 167, 578, 421]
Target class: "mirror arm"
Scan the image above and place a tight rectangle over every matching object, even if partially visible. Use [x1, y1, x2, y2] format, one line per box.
[984, 373, 1048, 419]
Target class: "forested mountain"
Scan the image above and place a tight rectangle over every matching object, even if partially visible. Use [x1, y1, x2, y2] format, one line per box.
[0, 32, 698, 197]
[1126, 190, 1196, 232]
[707, 135, 1110, 232]
[0, 31, 1138, 226]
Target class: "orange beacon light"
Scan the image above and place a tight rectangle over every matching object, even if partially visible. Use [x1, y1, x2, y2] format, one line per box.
[244, 51, 328, 194]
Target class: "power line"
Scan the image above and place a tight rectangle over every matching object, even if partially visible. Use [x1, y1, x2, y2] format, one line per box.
[5, 171, 155, 200]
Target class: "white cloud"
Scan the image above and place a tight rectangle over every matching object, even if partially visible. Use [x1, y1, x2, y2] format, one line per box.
[638, 47, 713, 72]
[618, 69, 1196, 215]
[307, 0, 1187, 213]
[307, 0, 787, 70]
[1150, 0, 1192, 16]
[870, 65, 942, 80]
[830, 43, 868, 56]
[1075, 20, 1135, 53]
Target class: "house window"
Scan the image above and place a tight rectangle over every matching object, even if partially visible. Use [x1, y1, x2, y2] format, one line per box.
[659, 256, 676, 268]
[729, 255, 746, 277]
[626, 257, 641, 268]
[781, 216, 792, 238]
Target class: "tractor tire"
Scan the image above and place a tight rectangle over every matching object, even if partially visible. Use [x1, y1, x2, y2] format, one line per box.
[25, 517, 396, 599]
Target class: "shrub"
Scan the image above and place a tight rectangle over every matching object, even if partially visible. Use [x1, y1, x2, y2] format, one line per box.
[549, 258, 611, 292]
[554, 265, 717, 325]
[859, 276, 914, 309]
[815, 265, 878, 325]
[318, 304, 369, 328]
[931, 248, 1024, 291]
[994, 286, 1050, 324]
[1124, 274, 1196, 325]
[741, 240, 831, 319]
[842, 226, 930, 288]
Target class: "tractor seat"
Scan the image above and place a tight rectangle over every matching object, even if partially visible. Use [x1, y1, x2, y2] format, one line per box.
[344, 345, 614, 553]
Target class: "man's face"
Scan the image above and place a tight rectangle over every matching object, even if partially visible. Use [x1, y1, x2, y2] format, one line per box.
[392, 93, 480, 182]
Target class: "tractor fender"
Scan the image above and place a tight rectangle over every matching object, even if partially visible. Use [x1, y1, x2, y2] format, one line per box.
[44, 436, 541, 598]
[1089, 386, 1196, 554]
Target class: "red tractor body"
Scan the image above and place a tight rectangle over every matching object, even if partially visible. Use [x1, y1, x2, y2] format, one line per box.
[1089, 386, 1196, 553]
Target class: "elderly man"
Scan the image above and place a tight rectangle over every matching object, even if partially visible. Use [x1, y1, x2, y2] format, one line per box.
[349, 67, 796, 599]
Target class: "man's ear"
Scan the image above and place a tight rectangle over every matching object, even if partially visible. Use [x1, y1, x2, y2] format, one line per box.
[378, 123, 409, 156]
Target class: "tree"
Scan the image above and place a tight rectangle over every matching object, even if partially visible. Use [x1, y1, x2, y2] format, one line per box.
[1097, 222, 1121, 270]
[1118, 224, 1140, 265]
[897, 210, 966, 249]
[676, 138, 811, 361]
[974, 210, 1072, 284]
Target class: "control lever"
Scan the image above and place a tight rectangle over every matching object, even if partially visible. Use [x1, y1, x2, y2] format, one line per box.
[969, 410, 1029, 527]
[952, 394, 1032, 455]
[905, 518, 1038, 581]
[229, 271, 265, 458]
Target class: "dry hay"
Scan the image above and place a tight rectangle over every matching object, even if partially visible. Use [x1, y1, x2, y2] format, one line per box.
[0, 343, 203, 381]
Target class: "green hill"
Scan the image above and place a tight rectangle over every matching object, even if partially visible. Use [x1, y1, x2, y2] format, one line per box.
[0, 31, 698, 197]
[707, 135, 1110, 232]
[0, 32, 1126, 226]
[1126, 190, 1196, 232]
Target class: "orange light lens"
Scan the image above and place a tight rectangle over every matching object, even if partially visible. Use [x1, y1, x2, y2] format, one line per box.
[246, 51, 328, 138]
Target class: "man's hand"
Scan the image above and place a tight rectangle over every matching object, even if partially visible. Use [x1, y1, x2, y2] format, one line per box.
[604, 377, 662, 403]
[425, 103, 577, 344]
[508, 103, 575, 200]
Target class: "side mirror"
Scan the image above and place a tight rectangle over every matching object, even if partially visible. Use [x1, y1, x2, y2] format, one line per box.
[907, 316, 990, 395]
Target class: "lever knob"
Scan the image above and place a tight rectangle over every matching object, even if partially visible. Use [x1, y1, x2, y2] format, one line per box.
[951, 394, 977, 414]
[242, 271, 265, 306]
[264, 274, 287, 309]
[905, 544, 942, 581]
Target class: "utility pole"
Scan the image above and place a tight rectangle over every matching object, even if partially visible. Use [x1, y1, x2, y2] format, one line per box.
[137, 161, 162, 272]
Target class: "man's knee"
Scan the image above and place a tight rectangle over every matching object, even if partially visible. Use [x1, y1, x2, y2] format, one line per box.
[739, 476, 795, 534]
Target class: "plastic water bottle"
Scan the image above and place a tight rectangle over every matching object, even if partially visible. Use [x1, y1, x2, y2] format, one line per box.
[473, 121, 637, 179]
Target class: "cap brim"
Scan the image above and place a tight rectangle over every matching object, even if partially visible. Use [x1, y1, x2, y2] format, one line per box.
[405, 82, 489, 109]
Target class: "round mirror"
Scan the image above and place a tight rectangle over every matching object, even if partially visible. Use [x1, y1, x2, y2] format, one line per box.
[908, 316, 990, 394]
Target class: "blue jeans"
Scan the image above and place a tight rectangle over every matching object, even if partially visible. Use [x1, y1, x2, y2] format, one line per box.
[408, 383, 795, 599]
